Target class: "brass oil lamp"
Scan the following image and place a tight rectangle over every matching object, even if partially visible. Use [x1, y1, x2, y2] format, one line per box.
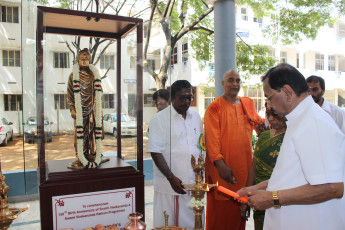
[183, 155, 216, 230]
[0, 165, 28, 229]
[155, 211, 186, 230]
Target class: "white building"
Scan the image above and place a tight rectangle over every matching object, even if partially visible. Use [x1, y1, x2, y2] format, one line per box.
[1, 1, 345, 134]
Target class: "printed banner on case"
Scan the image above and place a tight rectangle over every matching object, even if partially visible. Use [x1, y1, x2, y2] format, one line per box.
[52, 187, 135, 230]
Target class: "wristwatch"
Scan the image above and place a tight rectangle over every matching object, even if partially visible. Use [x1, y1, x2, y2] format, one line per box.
[272, 190, 281, 209]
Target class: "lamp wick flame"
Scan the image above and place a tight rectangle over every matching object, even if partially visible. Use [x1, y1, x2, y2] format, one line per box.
[216, 181, 219, 187]
[206, 185, 209, 191]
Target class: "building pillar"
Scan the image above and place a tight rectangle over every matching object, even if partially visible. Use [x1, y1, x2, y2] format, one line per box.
[213, 0, 236, 98]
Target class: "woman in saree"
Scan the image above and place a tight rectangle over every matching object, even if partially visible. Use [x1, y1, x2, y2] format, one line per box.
[250, 106, 287, 230]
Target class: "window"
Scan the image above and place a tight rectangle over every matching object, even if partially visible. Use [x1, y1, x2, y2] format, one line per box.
[1, 6, 19, 23]
[204, 91, 215, 110]
[268, 48, 275, 58]
[280, 51, 287, 63]
[54, 94, 68, 110]
[270, 13, 275, 21]
[337, 23, 345, 38]
[296, 53, 299, 68]
[253, 17, 262, 23]
[315, 53, 324, 70]
[53, 52, 69, 68]
[102, 94, 115, 109]
[182, 43, 188, 63]
[130, 56, 136, 69]
[2, 50, 20, 67]
[144, 94, 154, 107]
[171, 47, 178, 65]
[328, 55, 336, 71]
[241, 8, 248, 21]
[144, 23, 148, 39]
[100, 55, 115, 70]
[4, 94, 22, 111]
[147, 59, 156, 70]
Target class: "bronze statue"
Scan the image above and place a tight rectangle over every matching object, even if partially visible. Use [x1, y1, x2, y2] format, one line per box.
[67, 48, 104, 169]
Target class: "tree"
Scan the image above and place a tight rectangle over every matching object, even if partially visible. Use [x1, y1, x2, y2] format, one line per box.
[143, 0, 214, 89]
[37, 0, 345, 89]
[238, 0, 345, 44]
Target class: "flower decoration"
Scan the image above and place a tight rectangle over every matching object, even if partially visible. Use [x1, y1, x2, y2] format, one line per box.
[189, 197, 206, 208]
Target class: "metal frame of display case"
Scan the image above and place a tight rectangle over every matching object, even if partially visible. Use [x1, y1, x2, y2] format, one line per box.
[36, 6, 144, 229]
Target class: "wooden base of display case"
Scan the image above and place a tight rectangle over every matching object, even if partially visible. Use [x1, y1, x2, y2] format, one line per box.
[39, 156, 145, 229]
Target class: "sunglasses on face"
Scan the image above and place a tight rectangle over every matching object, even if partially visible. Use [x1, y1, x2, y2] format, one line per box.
[178, 95, 194, 102]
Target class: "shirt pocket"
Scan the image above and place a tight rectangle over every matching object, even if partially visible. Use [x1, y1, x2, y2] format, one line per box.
[192, 129, 202, 149]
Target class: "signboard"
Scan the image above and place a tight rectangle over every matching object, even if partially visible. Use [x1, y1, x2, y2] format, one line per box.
[52, 188, 135, 230]
[124, 79, 137, 83]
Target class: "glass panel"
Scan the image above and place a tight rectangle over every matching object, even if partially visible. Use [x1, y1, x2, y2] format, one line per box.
[110, 55, 114, 69]
[7, 7, 12, 23]
[13, 7, 18, 23]
[118, 28, 138, 166]
[15, 50, 20, 66]
[2, 50, 8, 66]
[54, 52, 58, 68]
[59, 52, 63, 68]
[1, 6, 6, 22]
[8, 50, 14, 66]
[105, 55, 109, 69]
[22, 0, 38, 194]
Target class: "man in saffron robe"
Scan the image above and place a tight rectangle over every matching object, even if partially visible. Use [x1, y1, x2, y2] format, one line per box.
[204, 69, 264, 230]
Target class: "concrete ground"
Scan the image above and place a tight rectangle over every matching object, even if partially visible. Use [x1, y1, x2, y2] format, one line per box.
[0, 134, 150, 172]
[8, 182, 254, 230]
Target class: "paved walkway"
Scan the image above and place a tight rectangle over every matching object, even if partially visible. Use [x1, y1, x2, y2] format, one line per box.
[8, 183, 254, 230]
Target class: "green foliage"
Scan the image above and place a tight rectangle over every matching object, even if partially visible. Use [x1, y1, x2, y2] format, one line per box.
[238, 0, 344, 44]
[171, 0, 214, 62]
[236, 42, 277, 80]
[200, 85, 215, 96]
[34, 0, 49, 4]
[57, 0, 76, 9]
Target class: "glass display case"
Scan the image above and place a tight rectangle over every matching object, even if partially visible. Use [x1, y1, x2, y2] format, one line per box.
[35, 6, 144, 229]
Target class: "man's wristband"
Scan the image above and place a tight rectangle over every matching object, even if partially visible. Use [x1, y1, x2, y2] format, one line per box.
[272, 190, 281, 209]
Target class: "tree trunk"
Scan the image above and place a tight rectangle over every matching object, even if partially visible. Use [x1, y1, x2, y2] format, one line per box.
[153, 43, 175, 89]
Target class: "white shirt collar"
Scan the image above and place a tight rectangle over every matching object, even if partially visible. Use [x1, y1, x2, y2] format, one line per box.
[286, 95, 313, 124]
[170, 104, 193, 119]
[321, 98, 331, 113]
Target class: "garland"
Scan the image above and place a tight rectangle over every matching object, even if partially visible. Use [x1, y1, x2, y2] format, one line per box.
[73, 63, 102, 168]
[189, 197, 206, 208]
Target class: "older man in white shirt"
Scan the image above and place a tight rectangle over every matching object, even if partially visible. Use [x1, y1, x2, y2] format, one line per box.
[306, 75, 345, 134]
[146, 80, 203, 229]
[238, 64, 345, 230]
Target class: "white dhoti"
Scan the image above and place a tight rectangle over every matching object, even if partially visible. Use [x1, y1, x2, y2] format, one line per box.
[153, 191, 204, 230]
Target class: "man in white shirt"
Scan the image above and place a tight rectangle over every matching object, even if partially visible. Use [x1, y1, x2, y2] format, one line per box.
[306, 75, 345, 134]
[238, 63, 345, 230]
[146, 80, 203, 229]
